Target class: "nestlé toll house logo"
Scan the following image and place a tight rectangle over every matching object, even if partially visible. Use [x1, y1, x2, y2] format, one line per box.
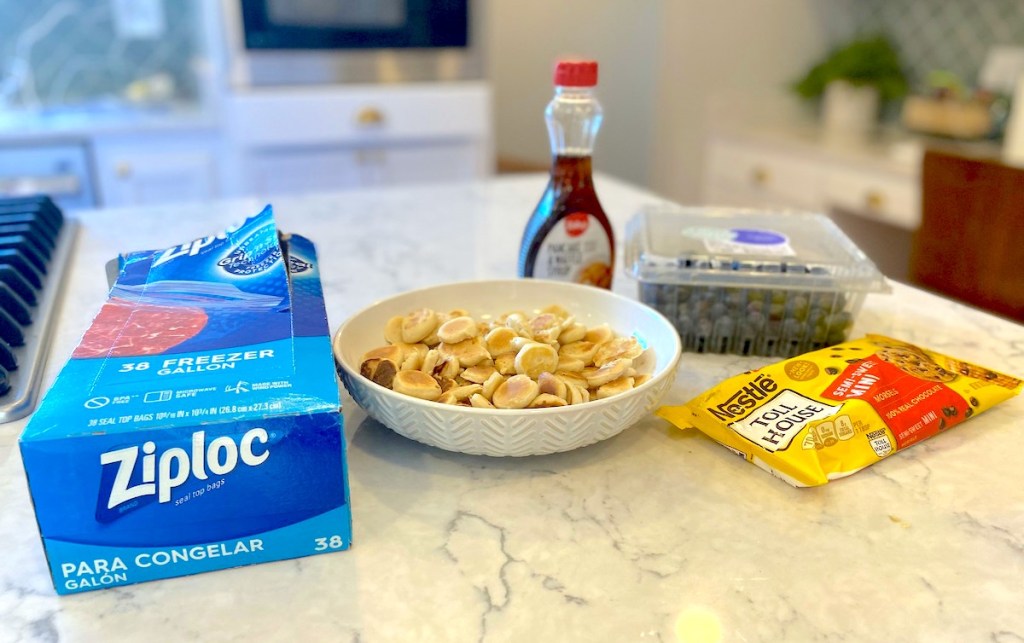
[707, 373, 777, 421]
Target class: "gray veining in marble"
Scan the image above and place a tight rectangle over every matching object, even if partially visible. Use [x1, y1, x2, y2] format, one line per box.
[1, 175, 1023, 642]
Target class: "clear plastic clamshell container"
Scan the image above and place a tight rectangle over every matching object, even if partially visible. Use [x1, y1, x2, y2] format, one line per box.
[623, 206, 889, 357]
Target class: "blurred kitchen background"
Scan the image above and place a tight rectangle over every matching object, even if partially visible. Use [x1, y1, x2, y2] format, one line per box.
[2, 0, 1024, 318]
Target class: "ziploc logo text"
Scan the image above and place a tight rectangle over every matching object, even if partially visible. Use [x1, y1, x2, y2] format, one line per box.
[98, 428, 270, 517]
[151, 219, 249, 268]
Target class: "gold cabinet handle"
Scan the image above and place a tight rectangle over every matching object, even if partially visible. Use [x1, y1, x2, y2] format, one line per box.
[115, 162, 133, 179]
[865, 190, 886, 211]
[355, 106, 386, 127]
[751, 166, 770, 186]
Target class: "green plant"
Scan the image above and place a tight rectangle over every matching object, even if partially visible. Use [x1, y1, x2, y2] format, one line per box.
[793, 35, 909, 102]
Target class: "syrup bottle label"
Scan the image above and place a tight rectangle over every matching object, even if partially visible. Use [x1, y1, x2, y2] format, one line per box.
[532, 212, 612, 288]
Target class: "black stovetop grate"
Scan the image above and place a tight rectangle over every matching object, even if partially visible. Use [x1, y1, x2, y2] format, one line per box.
[0, 194, 77, 423]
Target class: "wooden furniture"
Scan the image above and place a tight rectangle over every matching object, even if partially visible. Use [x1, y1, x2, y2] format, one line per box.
[911, 149, 1024, 323]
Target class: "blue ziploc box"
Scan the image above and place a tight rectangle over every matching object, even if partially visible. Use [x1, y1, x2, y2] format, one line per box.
[18, 205, 352, 595]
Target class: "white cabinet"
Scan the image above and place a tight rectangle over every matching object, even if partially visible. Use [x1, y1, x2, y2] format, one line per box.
[241, 142, 481, 196]
[4, 82, 492, 208]
[93, 131, 222, 208]
[703, 128, 921, 230]
[821, 167, 918, 230]
[222, 82, 492, 198]
[704, 139, 822, 210]
[0, 141, 97, 209]
[703, 126, 923, 281]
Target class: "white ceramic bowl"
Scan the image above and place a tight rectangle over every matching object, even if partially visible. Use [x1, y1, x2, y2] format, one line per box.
[333, 279, 682, 457]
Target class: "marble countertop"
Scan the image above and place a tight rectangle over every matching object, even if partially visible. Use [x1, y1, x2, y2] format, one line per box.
[2, 175, 1023, 642]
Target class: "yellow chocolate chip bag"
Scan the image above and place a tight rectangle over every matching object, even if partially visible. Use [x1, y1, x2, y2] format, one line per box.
[658, 335, 1022, 487]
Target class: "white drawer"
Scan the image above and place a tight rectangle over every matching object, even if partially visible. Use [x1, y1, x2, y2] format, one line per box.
[822, 169, 920, 230]
[93, 132, 221, 207]
[705, 140, 822, 210]
[227, 82, 491, 148]
[242, 141, 481, 196]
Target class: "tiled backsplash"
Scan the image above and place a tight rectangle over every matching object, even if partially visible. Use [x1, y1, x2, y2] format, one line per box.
[830, 0, 1024, 92]
[0, 0, 203, 110]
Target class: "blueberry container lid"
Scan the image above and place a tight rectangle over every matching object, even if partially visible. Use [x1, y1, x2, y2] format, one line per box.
[623, 206, 890, 292]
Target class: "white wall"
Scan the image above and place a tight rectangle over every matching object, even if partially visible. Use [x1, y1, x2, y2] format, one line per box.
[487, 0, 839, 203]
[648, 1, 835, 204]
[486, 0, 663, 186]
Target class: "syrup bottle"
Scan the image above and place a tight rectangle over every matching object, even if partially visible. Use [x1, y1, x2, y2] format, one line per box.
[518, 60, 614, 289]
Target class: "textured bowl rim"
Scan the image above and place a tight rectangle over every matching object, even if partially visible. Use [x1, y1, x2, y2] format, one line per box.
[333, 279, 682, 417]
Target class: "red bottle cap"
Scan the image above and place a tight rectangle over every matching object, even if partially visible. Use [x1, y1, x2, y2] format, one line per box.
[554, 60, 598, 87]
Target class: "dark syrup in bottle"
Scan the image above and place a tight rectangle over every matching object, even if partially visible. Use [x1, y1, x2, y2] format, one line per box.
[518, 60, 614, 289]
